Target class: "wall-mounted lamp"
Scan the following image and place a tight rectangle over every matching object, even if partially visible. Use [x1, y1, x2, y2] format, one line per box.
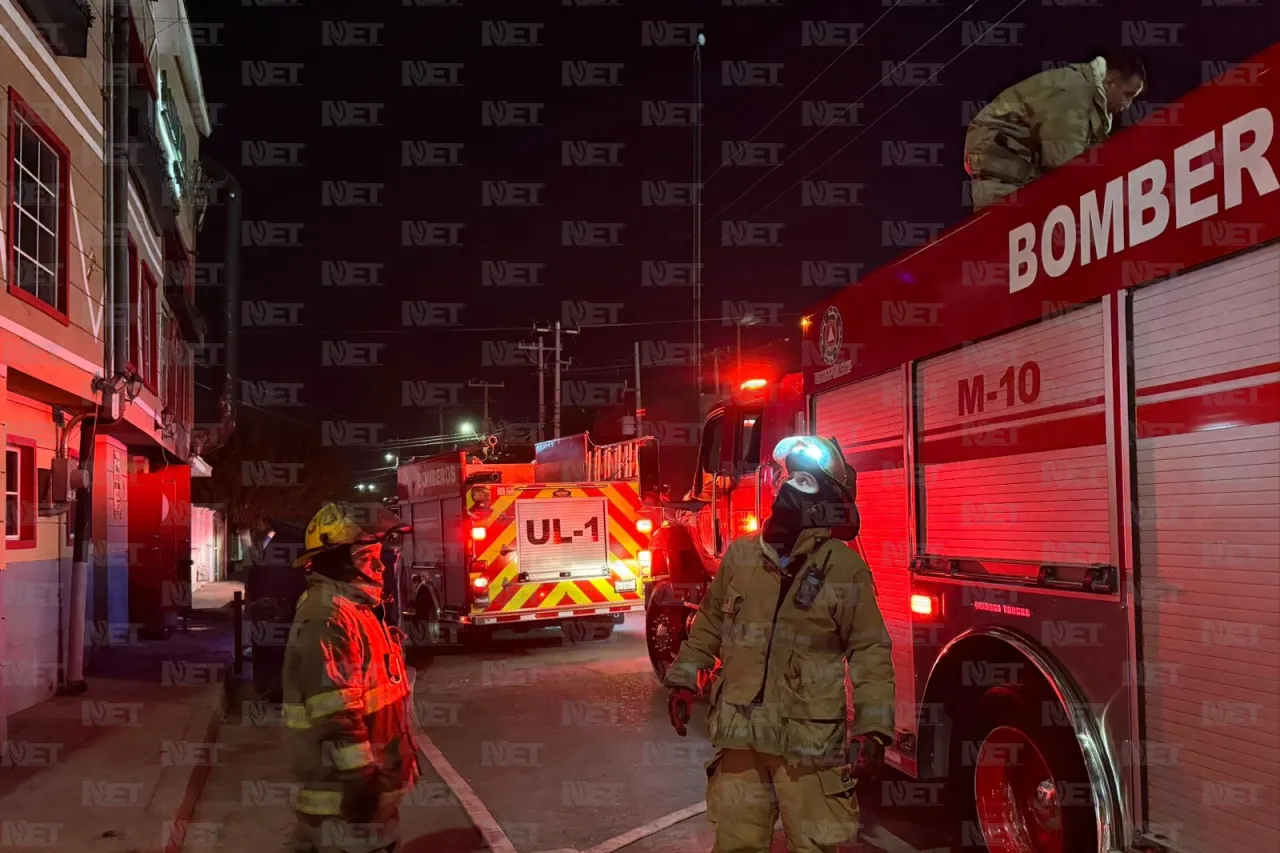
[125, 372, 144, 402]
[160, 407, 175, 429]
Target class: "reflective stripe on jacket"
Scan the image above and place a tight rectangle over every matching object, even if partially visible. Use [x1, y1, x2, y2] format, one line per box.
[964, 61, 1111, 188]
[665, 528, 895, 763]
[283, 572, 420, 816]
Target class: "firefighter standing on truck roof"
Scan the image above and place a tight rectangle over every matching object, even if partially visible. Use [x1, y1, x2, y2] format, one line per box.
[965, 51, 1146, 210]
[284, 501, 420, 853]
[664, 436, 895, 853]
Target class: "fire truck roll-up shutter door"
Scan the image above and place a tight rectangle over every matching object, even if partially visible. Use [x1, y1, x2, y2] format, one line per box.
[916, 303, 1109, 570]
[1132, 243, 1280, 853]
[514, 497, 610, 582]
[814, 368, 915, 747]
[440, 495, 465, 607]
[410, 500, 443, 567]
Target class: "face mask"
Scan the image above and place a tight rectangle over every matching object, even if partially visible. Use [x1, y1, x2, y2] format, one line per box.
[762, 483, 808, 555]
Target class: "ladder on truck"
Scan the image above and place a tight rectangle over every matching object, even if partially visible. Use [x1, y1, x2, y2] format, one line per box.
[588, 437, 652, 482]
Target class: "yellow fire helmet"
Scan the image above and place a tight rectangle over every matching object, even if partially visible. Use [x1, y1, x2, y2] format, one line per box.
[771, 435, 856, 500]
[293, 501, 410, 568]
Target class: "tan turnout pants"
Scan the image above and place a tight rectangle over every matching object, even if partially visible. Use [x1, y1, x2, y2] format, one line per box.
[706, 748, 861, 853]
[969, 176, 1024, 211]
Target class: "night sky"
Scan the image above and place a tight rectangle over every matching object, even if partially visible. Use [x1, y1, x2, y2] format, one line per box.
[187, 0, 1278, 488]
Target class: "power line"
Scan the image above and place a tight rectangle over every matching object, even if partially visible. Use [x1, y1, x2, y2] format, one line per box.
[236, 310, 806, 337]
[618, 1, 909, 265]
[704, 0, 982, 225]
[729, 2, 1030, 226]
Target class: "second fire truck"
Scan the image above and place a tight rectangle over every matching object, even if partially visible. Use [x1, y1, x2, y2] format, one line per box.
[397, 433, 659, 644]
[645, 45, 1280, 853]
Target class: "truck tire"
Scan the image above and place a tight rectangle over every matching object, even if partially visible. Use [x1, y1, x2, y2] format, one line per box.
[563, 617, 615, 644]
[645, 585, 687, 683]
[410, 587, 442, 649]
[950, 683, 1097, 853]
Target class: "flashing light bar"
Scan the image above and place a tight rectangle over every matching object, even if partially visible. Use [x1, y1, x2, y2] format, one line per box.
[740, 378, 768, 391]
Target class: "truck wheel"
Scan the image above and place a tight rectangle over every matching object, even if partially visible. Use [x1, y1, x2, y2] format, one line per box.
[646, 601, 686, 683]
[411, 588, 442, 648]
[563, 617, 614, 644]
[952, 684, 1097, 853]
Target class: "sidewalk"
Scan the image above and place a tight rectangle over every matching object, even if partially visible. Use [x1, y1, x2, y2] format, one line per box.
[189, 672, 488, 852]
[0, 611, 233, 853]
[191, 581, 244, 612]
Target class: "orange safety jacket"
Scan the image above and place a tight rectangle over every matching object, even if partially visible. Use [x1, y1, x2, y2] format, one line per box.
[283, 571, 420, 818]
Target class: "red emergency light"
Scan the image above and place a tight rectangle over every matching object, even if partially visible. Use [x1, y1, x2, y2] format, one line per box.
[740, 378, 768, 391]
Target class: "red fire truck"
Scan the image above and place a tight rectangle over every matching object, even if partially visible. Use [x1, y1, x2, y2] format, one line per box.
[646, 45, 1279, 853]
[398, 434, 659, 644]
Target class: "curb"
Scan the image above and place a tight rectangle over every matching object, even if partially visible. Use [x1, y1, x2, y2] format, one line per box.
[161, 667, 235, 853]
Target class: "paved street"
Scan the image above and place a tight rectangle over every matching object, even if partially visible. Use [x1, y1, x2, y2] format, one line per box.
[404, 615, 950, 853]
[187, 613, 949, 852]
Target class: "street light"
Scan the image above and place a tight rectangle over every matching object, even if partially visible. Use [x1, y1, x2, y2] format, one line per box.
[459, 421, 476, 434]
[384, 452, 396, 463]
[736, 314, 760, 373]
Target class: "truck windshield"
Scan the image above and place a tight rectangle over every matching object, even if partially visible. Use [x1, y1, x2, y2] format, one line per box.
[696, 413, 724, 498]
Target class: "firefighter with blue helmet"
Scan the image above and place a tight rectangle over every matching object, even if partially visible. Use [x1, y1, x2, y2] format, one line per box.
[664, 435, 895, 852]
[284, 501, 419, 853]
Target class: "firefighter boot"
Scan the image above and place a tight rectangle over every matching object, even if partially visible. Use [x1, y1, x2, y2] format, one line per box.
[771, 760, 861, 853]
[706, 748, 778, 853]
[291, 812, 401, 853]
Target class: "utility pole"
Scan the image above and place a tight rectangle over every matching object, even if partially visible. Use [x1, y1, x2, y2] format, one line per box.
[517, 337, 547, 442]
[693, 32, 705, 396]
[634, 341, 643, 437]
[469, 380, 505, 436]
[534, 321, 578, 438]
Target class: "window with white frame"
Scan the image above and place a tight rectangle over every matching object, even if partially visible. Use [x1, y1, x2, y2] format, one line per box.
[10, 101, 66, 314]
[5, 448, 19, 539]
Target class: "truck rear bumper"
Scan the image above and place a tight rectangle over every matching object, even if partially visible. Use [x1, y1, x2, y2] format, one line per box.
[473, 602, 643, 625]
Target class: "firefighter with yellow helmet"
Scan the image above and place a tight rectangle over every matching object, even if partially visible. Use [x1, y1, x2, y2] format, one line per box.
[284, 501, 419, 853]
[664, 435, 895, 853]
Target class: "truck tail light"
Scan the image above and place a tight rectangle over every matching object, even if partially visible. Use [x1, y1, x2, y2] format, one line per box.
[911, 594, 939, 617]
[471, 575, 489, 590]
[638, 550, 652, 573]
[471, 525, 487, 541]
[636, 518, 653, 534]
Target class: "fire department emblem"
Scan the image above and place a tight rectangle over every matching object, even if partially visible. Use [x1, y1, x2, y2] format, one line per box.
[819, 307, 843, 366]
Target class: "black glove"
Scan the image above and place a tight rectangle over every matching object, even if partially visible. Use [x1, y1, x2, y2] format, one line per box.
[667, 687, 698, 737]
[848, 734, 888, 779]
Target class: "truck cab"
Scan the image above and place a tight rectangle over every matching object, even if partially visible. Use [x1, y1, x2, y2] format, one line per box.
[645, 372, 804, 678]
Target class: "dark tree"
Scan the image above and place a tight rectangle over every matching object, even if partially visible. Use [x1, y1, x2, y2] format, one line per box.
[192, 407, 348, 545]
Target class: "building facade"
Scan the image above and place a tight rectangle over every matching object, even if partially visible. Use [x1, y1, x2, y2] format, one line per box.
[1, 0, 210, 736]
